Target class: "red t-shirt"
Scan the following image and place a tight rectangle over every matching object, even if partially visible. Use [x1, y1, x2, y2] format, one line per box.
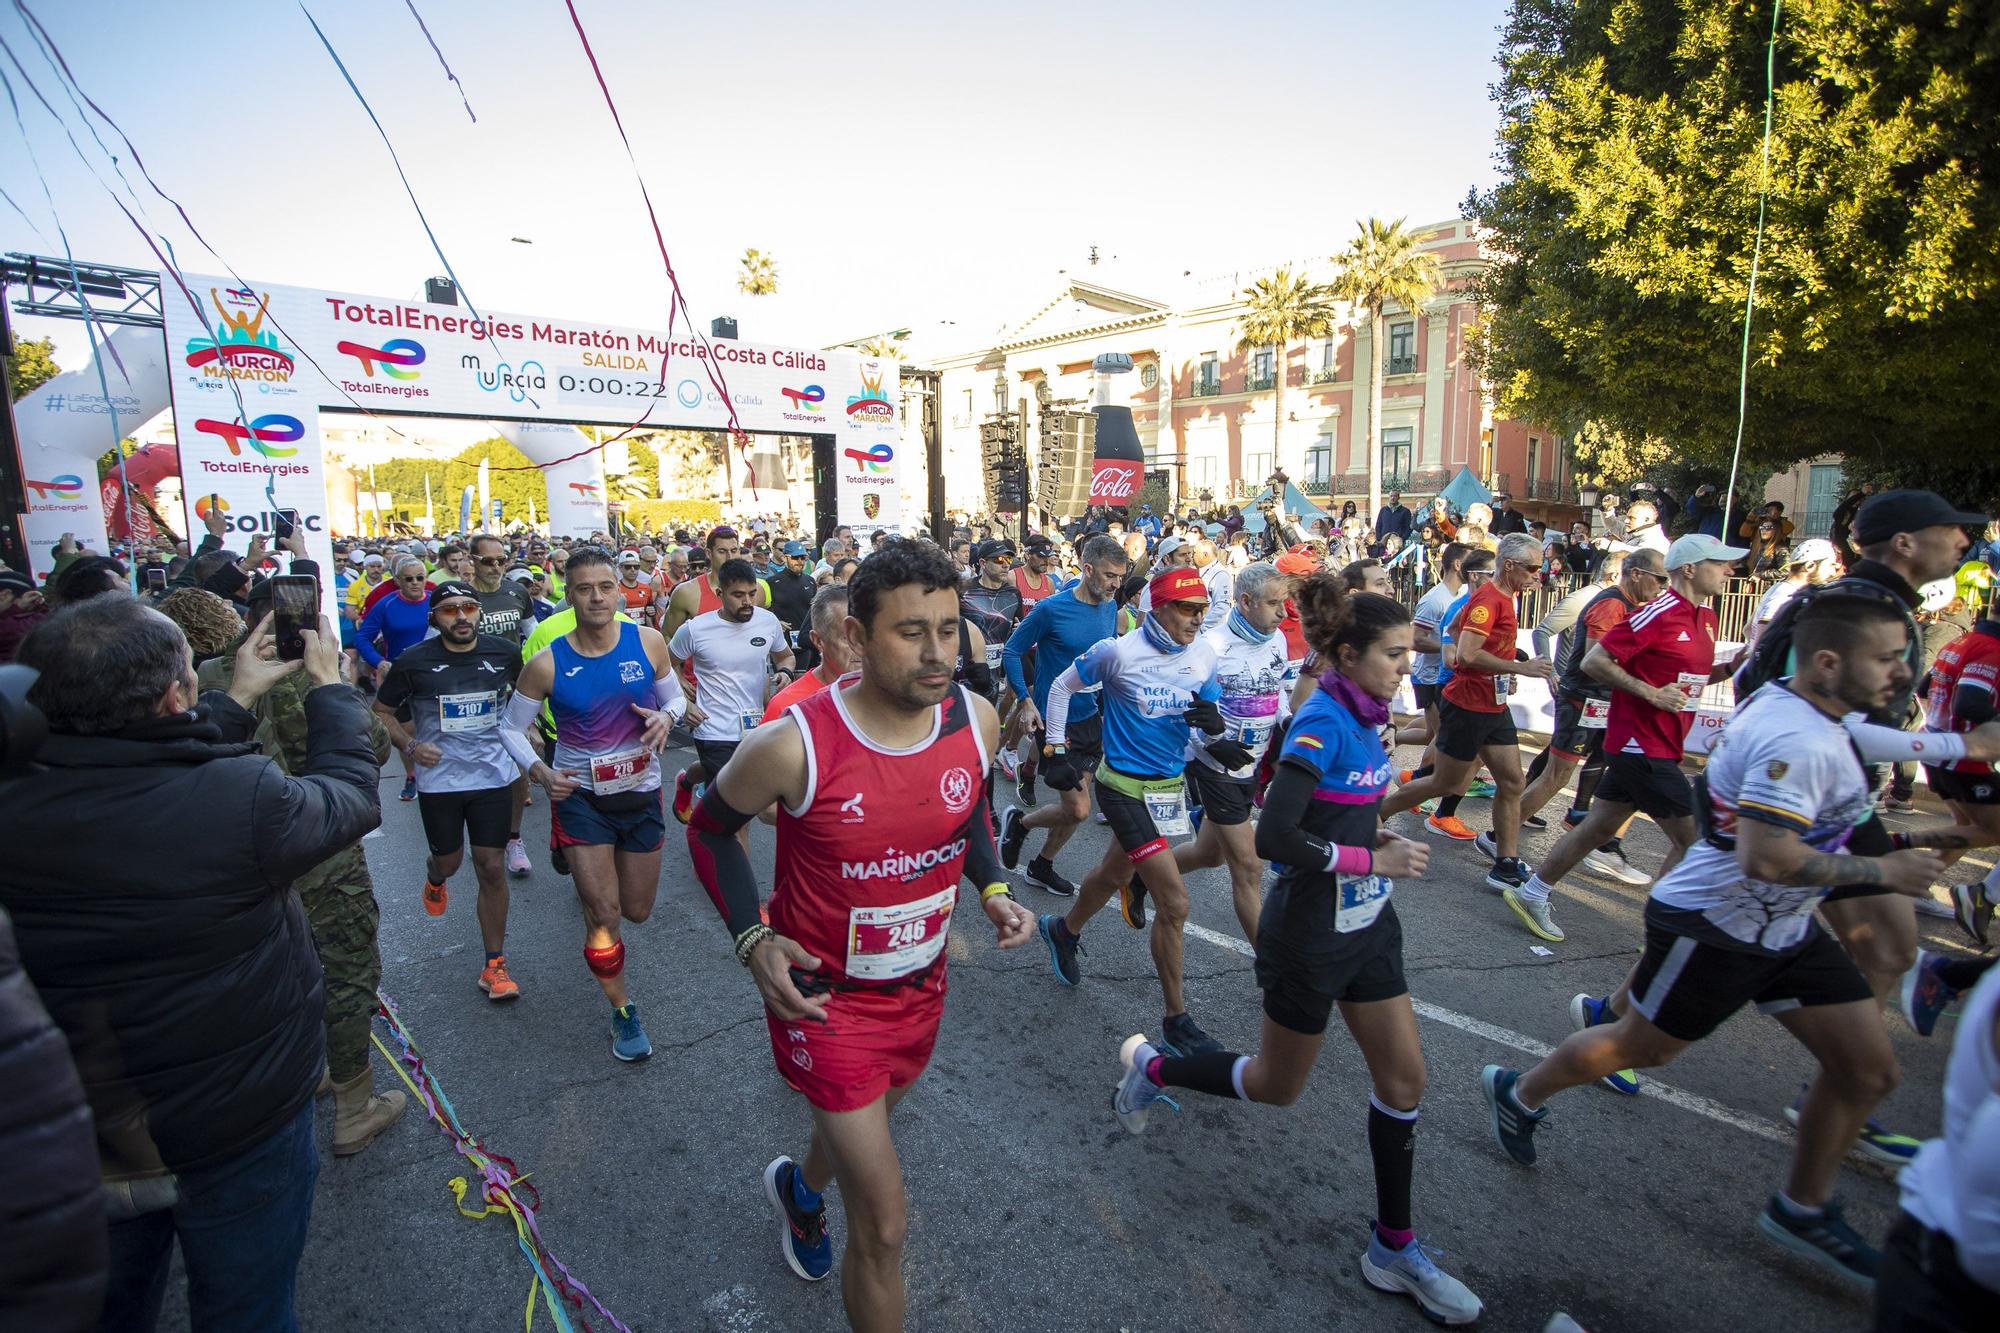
[1925, 625, 2000, 775]
[1441, 581, 1518, 714]
[1598, 588, 1718, 759]
[762, 668, 833, 724]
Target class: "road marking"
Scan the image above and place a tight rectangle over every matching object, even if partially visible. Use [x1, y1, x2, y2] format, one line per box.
[1185, 921, 1790, 1147]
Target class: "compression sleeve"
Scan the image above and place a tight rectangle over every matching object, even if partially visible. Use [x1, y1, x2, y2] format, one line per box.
[959, 789, 1006, 890]
[1044, 663, 1087, 746]
[688, 784, 763, 941]
[653, 670, 687, 723]
[1955, 680, 1997, 728]
[1253, 757, 1371, 875]
[1842, 716, 1966, 764]
[499, 690, 543, 776]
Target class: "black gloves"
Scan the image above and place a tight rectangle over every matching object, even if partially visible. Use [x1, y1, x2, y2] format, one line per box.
[1206, 737, 1255, 770]
[1183, 697, 1226, 736]
[1042, 749, 1084, 791]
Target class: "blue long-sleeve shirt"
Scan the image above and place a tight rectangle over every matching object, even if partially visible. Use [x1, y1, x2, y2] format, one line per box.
[1002, 587, 1117, 722]
[356, 591, 433, 666]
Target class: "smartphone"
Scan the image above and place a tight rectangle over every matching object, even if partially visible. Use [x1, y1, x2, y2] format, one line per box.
[144, 567, 168, 593]
[274, 508, 300, 541]
[269, 574, 318, 662]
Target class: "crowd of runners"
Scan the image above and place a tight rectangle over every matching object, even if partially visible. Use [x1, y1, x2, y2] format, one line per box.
[314, 485, 2000, 1332]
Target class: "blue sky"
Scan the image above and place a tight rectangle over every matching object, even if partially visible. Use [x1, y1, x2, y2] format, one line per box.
[2, 0, 1510, 370]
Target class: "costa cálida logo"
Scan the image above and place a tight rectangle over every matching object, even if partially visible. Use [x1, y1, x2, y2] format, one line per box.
[184, 287, 296, 384]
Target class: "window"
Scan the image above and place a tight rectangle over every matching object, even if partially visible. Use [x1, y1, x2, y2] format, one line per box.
[1249, 346, 1274, 390]
[958, 388, 973, 427]
[1321, 338, 1337, 372]
[1188, 454, 1218, 495]
[1196, 353, 1219, 395]
[1380, 427, 1413, 486]
[1804, 463, 1845, 537]
[1387, 320, 1415, 375]
[1246, 450, 1272, 487]
[1305, 437, 1332, 486]
[1526, 437, 1540, 488]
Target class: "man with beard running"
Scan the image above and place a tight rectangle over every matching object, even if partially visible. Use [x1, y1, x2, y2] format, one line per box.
[1033, 565, 1240, 1056]
[686, 539, 1035, 1330]
[501, 548, 684, 1061]
[374, 581, 525, 1000]
[469, 533, 539, 876]
[668, 558, 796, 827]
[961, 539, 1025, 799]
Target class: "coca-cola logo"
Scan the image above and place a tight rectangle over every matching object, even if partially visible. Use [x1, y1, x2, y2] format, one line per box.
[1091, 459, 1140, 502]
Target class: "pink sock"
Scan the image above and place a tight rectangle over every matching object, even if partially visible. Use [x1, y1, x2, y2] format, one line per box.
[1145, 1055, 1165, 1087]
[1375, 1222, 1415, 1250]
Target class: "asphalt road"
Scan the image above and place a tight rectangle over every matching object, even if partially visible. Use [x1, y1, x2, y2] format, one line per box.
[156, 742, 1992, 1333]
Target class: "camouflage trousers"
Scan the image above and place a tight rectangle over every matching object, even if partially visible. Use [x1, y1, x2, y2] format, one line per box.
[297, 844, 383, 1084]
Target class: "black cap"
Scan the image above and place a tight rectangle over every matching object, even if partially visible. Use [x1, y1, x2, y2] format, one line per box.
[1023, 534, 1053, 553]
[429, 579, 481, 613]
[1853, 490, 1989, 546]
[974, 539, 1016, 563]
[0, 569, 35, 593]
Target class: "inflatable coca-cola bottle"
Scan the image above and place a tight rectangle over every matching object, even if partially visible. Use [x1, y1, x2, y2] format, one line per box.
[1088, 352, 1142, 517]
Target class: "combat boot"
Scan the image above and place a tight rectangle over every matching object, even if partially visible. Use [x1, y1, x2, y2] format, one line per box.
[331, 1071, 406, 1156]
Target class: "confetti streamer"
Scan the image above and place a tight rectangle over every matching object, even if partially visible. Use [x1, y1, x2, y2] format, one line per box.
[403, 0, 477, 122]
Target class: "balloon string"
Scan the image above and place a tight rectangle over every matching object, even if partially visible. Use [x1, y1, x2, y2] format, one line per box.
[401, 0, 476, 122]
[1721, 0, 1783, 543]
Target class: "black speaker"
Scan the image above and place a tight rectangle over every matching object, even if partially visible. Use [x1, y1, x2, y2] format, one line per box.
[424, 277, 457, 306]
[1037, 410, 1097, 521]
[712, 316, 739, 340]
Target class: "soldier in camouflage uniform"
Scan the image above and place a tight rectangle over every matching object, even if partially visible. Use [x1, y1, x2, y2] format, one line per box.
[199, 563, 407, 1156]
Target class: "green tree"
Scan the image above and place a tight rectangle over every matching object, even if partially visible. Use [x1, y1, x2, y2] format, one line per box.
[1236, 267, 1338, 487]
[5, 335, 59, 399]
[1468, 0, 2000, 506]
[737, 248, 778, 297]
[1330, 219, 1441, 518]
[370, 437, 550, 531]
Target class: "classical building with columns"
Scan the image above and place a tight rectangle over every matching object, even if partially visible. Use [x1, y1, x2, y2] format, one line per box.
[925, 217, 1578, 521]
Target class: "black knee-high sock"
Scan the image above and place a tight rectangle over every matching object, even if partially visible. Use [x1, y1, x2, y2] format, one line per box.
[1436, 793, 1463, 818]
[1571, 752, 1606, 817]
[1524, 746, 1551, 786]
[1152, 1049, 1250, 1100]
[1368, 1095, 1418, 1233]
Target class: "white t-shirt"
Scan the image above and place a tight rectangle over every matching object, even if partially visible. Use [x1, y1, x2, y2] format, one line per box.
[1187, 624, 1291, 778]
[1649, 684, 1873, 953]
[1899, 934, 2000, 1291]
[669, 607, 784, 742]
[1198, 560, 1234, 631]
[1411, 581, 1458, 685]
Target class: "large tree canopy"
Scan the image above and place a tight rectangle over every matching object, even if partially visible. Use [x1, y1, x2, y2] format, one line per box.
[1468, 0, 1999, 490]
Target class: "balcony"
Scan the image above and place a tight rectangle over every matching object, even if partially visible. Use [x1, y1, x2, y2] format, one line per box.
[1525, 477, 1578, 504]
[1310, 367, 1341, 385]
[1244, 372, 1275, 392]
[1300, 479, 1331, 497]
[1191, 378, 1222, 398]
[1386, 355, 1417, 376]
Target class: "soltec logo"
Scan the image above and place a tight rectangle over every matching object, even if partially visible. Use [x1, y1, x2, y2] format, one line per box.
[780, 384, 826, 415]
[183, 287, 296, 384]
[24, 474, 84, 500]
[336, 337, 425, 379]
[843, 443, 894, 474]
[195, 413, 304, 459]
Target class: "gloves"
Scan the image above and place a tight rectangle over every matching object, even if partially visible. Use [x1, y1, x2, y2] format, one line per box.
[1183, 697, 1226, 736]
[1042, 749, 1084, 792]
[1206, 737, 1255, 771]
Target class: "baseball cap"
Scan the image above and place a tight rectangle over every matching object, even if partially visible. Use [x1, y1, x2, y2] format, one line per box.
[0, 570, 36, 594]
[363, 552, 386, 566]
[1149, 566, 1208, 606]
[1023, 533, 1053, 553]
[347, 549, 367, 565]
[428, 579, 480, 613]
[1789, 538, 1838, 567]
[1155, 535, 1189, 560]
[974, 539, 1017, 563]
[1853, 490, 1989, 546]
[1665, 534, 1751, 569]
[618, 549, 641, 565]
[1275, 550, 1317, 577]
[505, 566, 535, 585]
[780, 540, 808, 557]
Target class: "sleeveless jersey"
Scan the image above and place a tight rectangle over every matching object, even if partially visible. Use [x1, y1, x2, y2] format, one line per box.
[1013, 566, 1057, 612]
[548, 620, 660, 794]
[770, 680, 988, 987]
[1924, 622, 2000, 775]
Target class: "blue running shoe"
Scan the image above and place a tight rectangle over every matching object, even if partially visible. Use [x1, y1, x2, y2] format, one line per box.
[1038, 914, 1082, 987]
[1481, 1065, 1546, 1165]
[1189, 804, 1205, 834]
[399, 774, 418, 802]
[762, 1156, 833, 1282]
[1160, 1012, 1221, 1057]
[610, 1003, 652, 1062]
[1900, 950, 1957, 1038]
[1469, 779, 1497, 799]
[1361, 1231, 1483, 1325]
[1783, 1085, 1920, 1165]
[1758, 1193, 1879, 1287]
[1113, 1034, 1176, 1134]
[1568, 993, 1639, 1094]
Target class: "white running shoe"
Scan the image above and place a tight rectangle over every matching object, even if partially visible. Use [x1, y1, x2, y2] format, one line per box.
[1580, 848, 1649, 885]
[1361, 1232, 1483, 1325]
[505, 838, 531, 877]
[1113, 1034, 1170, 1135]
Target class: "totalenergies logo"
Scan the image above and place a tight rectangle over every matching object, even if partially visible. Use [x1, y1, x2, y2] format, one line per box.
[193, 493, 229, 520]
[780, 384, 826, 417]
[25, 474, 85, 500]
[843, 443, 894, 475]
[337, 337, 425, 379]
[567, 481, 601, 499]
[845, 368, 895, 425]
[195, 413, 305, 459]
[184, 287, 296, 383]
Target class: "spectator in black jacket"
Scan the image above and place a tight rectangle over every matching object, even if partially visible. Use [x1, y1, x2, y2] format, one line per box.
[1373, 489, 1414, 542]
[0, 593, 379, 1333]
[1489, 491, 1528, 535]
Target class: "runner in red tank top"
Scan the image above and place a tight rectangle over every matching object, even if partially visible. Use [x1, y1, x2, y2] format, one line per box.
[1013, 534, 1059, 611]
[688, 539, 1033, 1329]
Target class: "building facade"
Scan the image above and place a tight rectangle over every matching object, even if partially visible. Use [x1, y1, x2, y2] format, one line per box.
[923, 218, 1577, 522]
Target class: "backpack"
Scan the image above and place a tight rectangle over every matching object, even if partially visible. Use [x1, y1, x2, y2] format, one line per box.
[1734, 575, 1918, 724]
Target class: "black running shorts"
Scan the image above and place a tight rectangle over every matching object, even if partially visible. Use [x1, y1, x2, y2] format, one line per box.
[417, 785, 514, 856]
[1628, 907, 1871, 1042]
[1926, 765, 2000, 806]
[1095, 771, 1180, 864]
[1188, 764, 1254, 827]
[695, 738, 741, 780]
[1412, 682, 1440, 711]
[1549, 695, 1609, 762]
[1033, 712, 1103, 767]
[1594, 752, 1694, 821]
[1433, 699, 1516, 763]
[1255, 887, 1407, 1035]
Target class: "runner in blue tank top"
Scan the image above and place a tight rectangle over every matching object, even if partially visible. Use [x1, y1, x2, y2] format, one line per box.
[503, 548, 685, 1063]
[1108, 574, 1484, 1327]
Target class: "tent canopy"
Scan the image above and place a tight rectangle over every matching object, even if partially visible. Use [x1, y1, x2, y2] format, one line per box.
[1240, 481, 1334, 533]
[1435, 466, 1492, 516]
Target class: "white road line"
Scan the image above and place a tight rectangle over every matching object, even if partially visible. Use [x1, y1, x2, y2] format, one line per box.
[1185, 921, 1790, 1146]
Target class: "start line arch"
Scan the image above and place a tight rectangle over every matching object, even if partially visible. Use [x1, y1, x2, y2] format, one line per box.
[17, 272, 904, 606]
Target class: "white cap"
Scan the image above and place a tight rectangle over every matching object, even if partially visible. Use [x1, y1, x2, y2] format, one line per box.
[347, 549, 367, 565]
[1920, 579, 1958, 613]
[1155, 535, 1189, 559]
[1665, 533, 1751, 570]
[1790, 538, 1837, 566]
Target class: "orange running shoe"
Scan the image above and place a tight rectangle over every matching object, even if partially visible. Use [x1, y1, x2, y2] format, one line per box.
[672, 768, 700, 825]
[1425, 814, 1478, 841]
[478, 956, 521, 1001]
[423, 880, 448, 916]
[1398, 769, 1414, 785]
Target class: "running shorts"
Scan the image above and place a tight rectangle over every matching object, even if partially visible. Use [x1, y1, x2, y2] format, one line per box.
[1627, 906, 1872, 1042]
[1254, 885, 1407, 1035]
[1412, 682, 1440, 711]
[1033, 712, 1102, 768]
[1095, 766, 1185, 864]
[1594, 753, 1694, 821]
[1825, 813, 1895, 901]
[1926, 765, 2000, 806]
[1433, 699, 1516, 763]
[1188, 764, 1254, 827]
[695, 738, 741, 781]
[1549, 696, 1609, 763]
[765, 979, 945, 1113]
[417, 785, 513, 856]
[552, 787, 665, 853]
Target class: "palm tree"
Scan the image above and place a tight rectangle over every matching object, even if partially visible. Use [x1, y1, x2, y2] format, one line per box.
[1237, 267, 1337, 489]
[1330, 217, 1441, 519]
[857, 334, 905, 361]
[737, 248, 778, 297]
